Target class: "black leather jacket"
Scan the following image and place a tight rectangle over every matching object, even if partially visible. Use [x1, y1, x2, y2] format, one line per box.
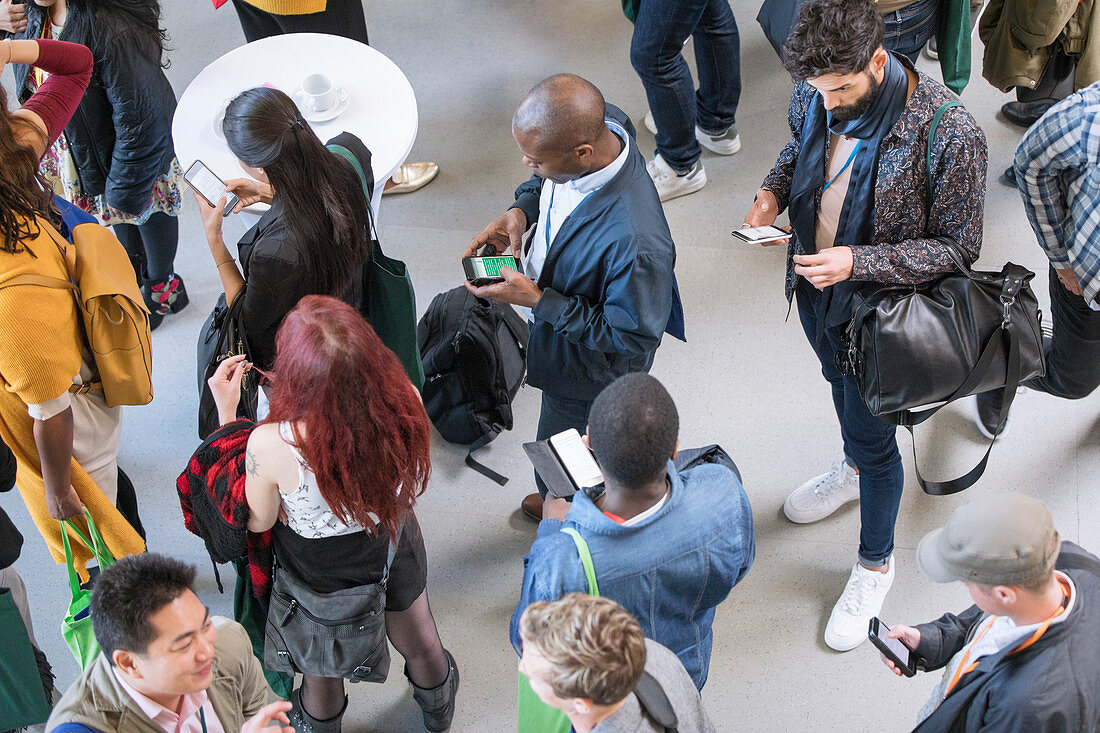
[9, 7, 177, 215]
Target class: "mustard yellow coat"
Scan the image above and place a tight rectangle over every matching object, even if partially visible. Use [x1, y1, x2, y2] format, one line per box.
[0, 220, 144, 580]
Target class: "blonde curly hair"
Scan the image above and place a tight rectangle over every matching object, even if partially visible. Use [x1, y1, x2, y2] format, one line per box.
[519, 594, 647, 706]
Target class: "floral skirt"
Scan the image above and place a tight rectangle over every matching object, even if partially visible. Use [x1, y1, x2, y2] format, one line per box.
[40, 134, 185, 227]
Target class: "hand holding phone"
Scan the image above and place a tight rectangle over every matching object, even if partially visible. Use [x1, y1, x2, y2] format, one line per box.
[869, 618, 919, 677]
[730, 224, 791, 244]
[463, 254, 519, 286]
[184, 160, 240, 217]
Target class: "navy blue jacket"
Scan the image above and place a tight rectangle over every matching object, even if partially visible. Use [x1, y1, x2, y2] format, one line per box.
[507, 105, 685, 401]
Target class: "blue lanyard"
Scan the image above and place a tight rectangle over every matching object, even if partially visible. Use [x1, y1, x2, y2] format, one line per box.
[822, 139, 861, 192]
[544, 184, 556, 251]
[199, 708, 208, 733]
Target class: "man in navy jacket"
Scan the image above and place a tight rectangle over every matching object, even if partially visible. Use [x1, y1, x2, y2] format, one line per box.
[465, 74, 685, 520]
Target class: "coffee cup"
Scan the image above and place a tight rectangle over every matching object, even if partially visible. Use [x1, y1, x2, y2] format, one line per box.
[300, 73, 338, 113]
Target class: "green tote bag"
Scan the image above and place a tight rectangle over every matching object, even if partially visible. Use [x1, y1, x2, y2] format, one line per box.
[516, 527, 600, 733]
[61, 510, 115, 670]
[327, 143, 426, 389]
[0, 587, 52, 729]
[936, 0, 972, 95]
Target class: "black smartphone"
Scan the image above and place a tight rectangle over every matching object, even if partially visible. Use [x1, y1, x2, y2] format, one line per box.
[730, 224, 790, 244]
[463, 254, 518, 286]
[868, 617, 917, 677]
[184, 160, 240, 217]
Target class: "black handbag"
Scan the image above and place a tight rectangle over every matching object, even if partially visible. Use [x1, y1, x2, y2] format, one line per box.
[197, 292, 259, 439]
[264, 544, 395, 683]
[843, 243, 1045, 495]
[840, 101, 1046, 496]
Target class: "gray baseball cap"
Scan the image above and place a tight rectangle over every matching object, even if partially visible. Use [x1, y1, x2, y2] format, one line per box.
[916, 492, 1059, 586]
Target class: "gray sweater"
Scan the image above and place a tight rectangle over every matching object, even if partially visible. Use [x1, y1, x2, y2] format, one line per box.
[593, 639, 716, 733]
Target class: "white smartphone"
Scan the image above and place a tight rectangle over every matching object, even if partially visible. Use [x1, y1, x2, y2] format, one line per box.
[730, 225, 790, 244]
[184, 160, 239, 217]
[548, 429, 604, 492]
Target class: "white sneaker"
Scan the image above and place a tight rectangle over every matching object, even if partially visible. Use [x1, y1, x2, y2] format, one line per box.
[643, 111, 742, 155]
[825, 557, 895, 651]
[646, 153, 706, 202]
[783, 459, 860, 523]
[696, 124, 741, 155]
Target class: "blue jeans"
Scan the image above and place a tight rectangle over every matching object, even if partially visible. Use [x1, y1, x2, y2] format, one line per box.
[882, 0, 940, 62]
[796, 280, 904, 566]
[630, 0, 741, 173]
[534, 391, 594, 498]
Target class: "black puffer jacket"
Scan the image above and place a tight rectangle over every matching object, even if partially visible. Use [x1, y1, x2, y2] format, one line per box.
[9, 7, 176, 215]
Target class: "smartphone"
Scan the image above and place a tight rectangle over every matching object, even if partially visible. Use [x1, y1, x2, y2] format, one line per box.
[868, 618, 917, 677]
[184, 160, 239, 217]
[463, 255, 518, 286]
[730, 225, 790, 244]
[549, 428, 604, 493]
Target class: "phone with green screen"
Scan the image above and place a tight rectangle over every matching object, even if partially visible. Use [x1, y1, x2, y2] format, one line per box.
[463, 255, 518, 286]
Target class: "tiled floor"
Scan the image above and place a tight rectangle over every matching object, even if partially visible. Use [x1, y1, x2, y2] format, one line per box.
[4, 1, 1098, 731]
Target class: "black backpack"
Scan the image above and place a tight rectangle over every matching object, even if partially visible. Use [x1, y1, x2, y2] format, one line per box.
[417, 286, 528, 484]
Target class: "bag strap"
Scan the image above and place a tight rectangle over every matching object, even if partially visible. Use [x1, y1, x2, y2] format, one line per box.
[60, 509, 114, 594]
[896, 323, 1021, 495]
[327, 143, 379, 243]
[926, 101, 961, 212]
[0, 273, 76, 293]
[560, 527, 599, 596]
[633, 671, 679, 732]
[465, 427, 509, 486]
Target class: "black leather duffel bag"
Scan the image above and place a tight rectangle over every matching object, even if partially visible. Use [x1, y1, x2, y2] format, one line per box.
[842, 242, 1045, 495]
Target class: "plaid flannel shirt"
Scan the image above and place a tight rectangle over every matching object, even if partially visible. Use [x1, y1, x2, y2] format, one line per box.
[1013, 81, 1100, 305]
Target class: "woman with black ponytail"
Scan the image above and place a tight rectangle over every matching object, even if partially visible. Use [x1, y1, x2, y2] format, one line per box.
[194, 85, 373, 374]
[10, 0, 187, 330]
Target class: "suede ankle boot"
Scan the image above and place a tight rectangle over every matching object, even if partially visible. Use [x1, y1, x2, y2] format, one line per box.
[288, 687, 347, 733]
[406, 649, 459, 732]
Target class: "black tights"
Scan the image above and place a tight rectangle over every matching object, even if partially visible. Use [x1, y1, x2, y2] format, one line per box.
[300, 590, 448, 720]
[113, 211, 179, 283]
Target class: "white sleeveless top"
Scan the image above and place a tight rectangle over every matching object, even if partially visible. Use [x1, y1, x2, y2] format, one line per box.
[277, 422, 370, 538]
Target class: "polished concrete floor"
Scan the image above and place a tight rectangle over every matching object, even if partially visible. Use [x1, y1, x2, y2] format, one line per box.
[4, 1, 1099, 731]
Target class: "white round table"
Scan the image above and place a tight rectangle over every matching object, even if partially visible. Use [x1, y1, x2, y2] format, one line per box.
[172, 33, 418, 225]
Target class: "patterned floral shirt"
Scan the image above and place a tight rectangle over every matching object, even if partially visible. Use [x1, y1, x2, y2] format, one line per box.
[761, 60, 988, 301]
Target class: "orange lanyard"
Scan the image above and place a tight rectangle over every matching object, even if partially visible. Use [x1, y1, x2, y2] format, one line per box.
[944, 578, 1071, 696]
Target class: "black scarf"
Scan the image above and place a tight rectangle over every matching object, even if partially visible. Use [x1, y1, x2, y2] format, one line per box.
[789, 52, 910, 326]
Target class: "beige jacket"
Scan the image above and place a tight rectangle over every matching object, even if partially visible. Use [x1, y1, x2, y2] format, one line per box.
[979, 0, 1099, 92]
[47, 619, 272, 733]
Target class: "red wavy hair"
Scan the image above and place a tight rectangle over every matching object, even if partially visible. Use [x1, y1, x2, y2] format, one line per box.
[263, 295, 430, 538]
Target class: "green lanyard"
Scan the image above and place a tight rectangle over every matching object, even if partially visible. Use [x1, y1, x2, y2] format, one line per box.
[199, 708, 208, 733]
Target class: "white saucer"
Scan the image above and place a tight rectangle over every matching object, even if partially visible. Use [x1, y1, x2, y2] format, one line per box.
[213, 105, 227, 142]
[293, 86, 350, 123]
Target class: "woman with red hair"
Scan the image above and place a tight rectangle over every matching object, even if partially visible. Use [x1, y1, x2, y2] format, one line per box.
[209, 295, 458, 733]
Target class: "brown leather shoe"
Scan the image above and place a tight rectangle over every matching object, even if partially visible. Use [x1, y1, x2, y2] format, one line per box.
[521, 493, 543, 522]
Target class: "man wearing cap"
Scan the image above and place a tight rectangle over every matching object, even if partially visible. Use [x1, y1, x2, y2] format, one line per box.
[879, 492, 1100, 731]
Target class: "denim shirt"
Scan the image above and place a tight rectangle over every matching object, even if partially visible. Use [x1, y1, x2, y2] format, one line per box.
[510, 460, 755, 689]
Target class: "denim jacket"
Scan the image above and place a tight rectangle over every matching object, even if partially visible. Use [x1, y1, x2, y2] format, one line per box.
[510, 460, 755, 689]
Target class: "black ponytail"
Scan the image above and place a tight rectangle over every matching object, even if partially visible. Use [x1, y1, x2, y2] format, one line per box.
[222, 87, 371, 299]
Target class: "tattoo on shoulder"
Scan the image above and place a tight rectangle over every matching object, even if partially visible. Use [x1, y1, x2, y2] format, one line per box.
[246, 449, 259, 478]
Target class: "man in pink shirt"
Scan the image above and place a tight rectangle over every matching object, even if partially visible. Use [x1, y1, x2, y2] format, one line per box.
[47, 553, 289, 733]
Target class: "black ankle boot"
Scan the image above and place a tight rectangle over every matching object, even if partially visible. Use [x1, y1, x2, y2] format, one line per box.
[407, 649, 459, 732]
[288, 687, 347, 733]
[142, 273, 189, 331]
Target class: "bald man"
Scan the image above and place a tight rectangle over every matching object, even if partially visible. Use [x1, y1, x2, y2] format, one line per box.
[464, 74, 685, 521]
